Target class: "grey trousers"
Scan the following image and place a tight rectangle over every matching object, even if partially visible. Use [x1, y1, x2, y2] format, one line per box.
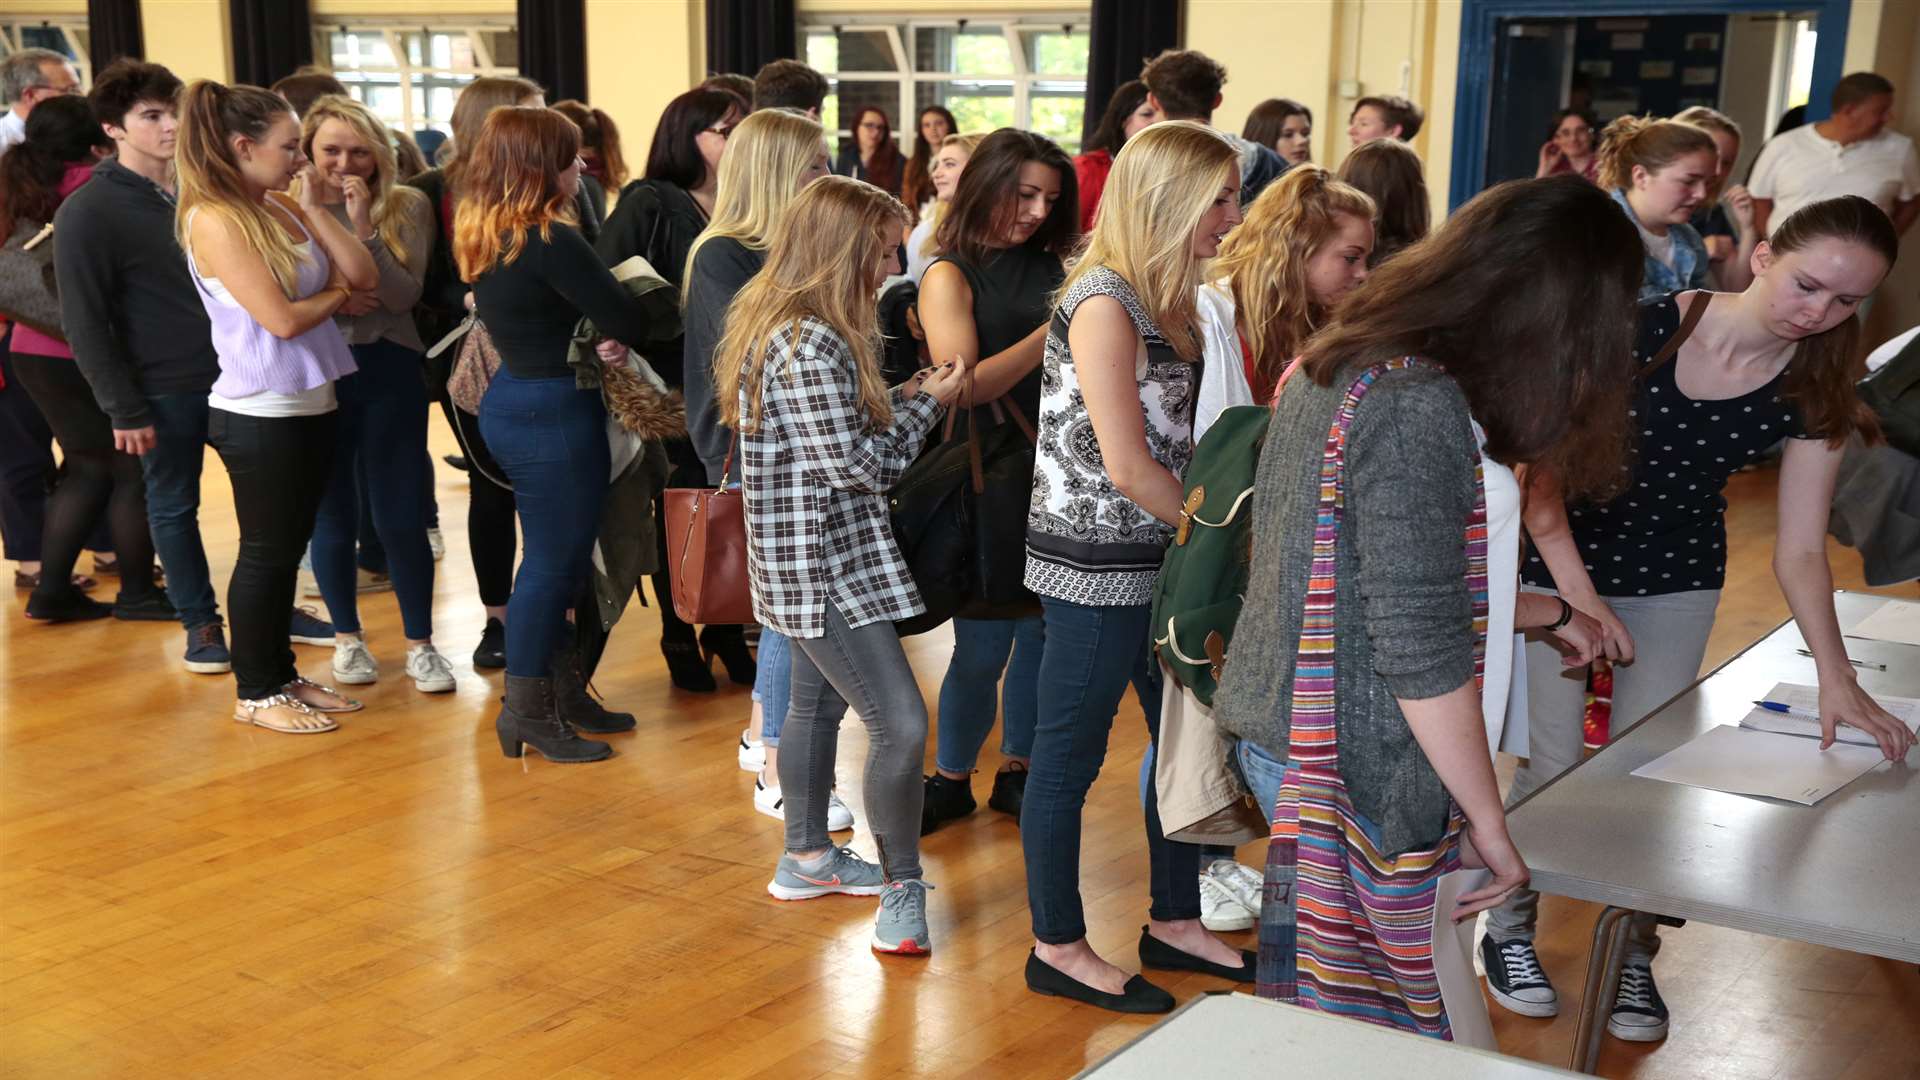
[778, 599, 929, 882]
[1486, 588, 1721, 960]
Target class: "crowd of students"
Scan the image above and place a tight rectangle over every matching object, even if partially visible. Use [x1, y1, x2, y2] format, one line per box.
[3, 38, 1915, 1052]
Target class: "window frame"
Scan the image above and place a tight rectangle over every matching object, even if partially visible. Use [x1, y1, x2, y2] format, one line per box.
[802, 14, 1090, 153]
[310, 17, 520, 136]
[0, 17, 93, 90]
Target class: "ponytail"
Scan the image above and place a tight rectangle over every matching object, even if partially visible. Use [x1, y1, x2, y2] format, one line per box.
[1596, 114, 1717, 192]
[174, 80, 303, 296]
[1766, 195, 1898, 446]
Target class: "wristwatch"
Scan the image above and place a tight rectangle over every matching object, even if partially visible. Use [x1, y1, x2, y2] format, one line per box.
[1546, 597, 1575, 631]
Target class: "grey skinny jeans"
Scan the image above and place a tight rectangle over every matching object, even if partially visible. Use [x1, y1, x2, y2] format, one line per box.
[1486, 587, 1721, 960]
[778, 599, 929, 882]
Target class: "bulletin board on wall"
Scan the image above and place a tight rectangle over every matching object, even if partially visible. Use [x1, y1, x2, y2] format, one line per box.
[1574, 13, 1730, 122]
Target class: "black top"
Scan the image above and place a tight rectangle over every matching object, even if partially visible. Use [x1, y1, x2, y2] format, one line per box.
[929, 243, 1064, 422]
[470, 223, 662, 380]
[681, 235, 767, 482]
[596, 179, 708, 388]
[53, 158, 219, 429]
[1521, 293, 1807, 597]
[1691, 203, 1737, 242]
[408, 168, 606, 350]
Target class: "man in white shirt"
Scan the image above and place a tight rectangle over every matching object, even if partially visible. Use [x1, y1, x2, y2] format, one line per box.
[1749, 72, 1920, 237]
[0, 48, 82, 156]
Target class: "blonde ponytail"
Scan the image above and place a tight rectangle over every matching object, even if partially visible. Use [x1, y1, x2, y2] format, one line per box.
[1596, 114, 1717, 192]
[174, 80, 303, 295]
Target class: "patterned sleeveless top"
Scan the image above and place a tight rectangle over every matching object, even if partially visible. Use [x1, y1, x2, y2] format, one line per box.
[1024, 265, 1196, 606]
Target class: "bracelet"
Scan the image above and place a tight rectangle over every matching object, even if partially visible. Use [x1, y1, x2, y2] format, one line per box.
[333, 285, 353, 307]
[1546, 597, 1574, 632]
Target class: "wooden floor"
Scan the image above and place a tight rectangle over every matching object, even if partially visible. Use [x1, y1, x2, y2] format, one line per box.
[3, 421, 1917, 1080]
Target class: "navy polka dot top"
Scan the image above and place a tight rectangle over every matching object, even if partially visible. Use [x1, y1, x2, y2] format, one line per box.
[1521, 293, 1807, 597]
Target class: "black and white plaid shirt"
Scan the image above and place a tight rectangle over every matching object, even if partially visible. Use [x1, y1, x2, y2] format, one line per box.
[740, 316, 943, 638]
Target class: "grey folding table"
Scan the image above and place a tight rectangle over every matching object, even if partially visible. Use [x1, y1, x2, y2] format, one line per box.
[1504, 591, 1920, 1073]
[1077, 991, 1583, 1078]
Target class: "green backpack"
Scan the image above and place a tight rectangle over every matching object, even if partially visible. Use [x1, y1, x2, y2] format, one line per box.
[1150, 403, 1272, 706]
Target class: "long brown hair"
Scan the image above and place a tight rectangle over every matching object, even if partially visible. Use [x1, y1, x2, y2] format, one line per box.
[174, 80, 304, 295]
[934, 128, 1078, 267]
[1212, 164, 1375, 388]
[845, 106, 903, 194]
[902, 104, 956, 213]
[552, 99, 628, 190]
[1339, 138, 1427, 267]
[444, 75, 544, 189]
[1764, 195, 1896, 446]
[715, 176, 909, 434]
[452, 106, 581, 281]
[1299, 175, 1644, 499]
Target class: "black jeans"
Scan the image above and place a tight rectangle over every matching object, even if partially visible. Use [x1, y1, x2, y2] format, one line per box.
[12, 353, 157, 602]
[443, 400, 516, 608]
[209, 408, 337, 700]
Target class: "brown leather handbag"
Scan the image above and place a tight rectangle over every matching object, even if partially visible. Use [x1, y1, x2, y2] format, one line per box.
[663, 440, 755, 624]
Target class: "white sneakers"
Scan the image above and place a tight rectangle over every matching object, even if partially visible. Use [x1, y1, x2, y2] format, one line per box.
[332, 637, 379, 685]
[754, 775, 854, 832]
[738, 726, 766, 772]
[405, 644, 456, 692]
[333, 638, 458, 693]
[1198, 859, 1264, 932]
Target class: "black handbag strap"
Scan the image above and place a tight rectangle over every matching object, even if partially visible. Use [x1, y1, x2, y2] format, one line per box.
[1642, 291, 1711, 381]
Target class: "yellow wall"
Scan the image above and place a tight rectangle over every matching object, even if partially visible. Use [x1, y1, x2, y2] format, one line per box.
[585, 0, 705, 167]
[1189, 0, 1458, 224]
[141, 0, 230, 83]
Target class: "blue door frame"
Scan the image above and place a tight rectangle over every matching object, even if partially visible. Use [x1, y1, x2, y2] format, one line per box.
[1450, 0, 1854, 208]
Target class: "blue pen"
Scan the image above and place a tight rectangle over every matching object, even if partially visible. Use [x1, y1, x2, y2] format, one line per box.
[1753, 700, 1821, 720]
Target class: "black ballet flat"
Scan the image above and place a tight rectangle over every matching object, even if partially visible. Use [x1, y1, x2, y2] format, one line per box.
[1137, 926, 1256, 983]
[1024, 950, 1175, 1014]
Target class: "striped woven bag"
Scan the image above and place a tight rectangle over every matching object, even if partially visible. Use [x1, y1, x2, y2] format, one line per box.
[1255, 358, 1489, 1039]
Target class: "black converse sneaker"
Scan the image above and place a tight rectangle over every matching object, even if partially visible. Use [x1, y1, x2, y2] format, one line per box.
[1481, 935, 1559, 1017]
[1607, 960, 1670, 1042]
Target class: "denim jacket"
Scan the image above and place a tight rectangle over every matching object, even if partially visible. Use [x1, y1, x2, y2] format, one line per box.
[1611, 187, 1710, 300]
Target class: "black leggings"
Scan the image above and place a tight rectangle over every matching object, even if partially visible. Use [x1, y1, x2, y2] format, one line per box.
[11, 354, 156, 601]
[442, 399, 516, 608]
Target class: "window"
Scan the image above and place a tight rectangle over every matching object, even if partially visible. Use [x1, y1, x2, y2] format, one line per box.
[312, 19, 519, 139]
[0, 17, 92, 90]
[802, 15, 1090, 159]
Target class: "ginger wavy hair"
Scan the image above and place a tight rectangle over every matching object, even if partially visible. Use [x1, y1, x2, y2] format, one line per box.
[1212, 164, 1375, 388]
[1055, 120, 1240, 362]
[294, 94, 429, 268]
[452, 106, 582, 282]
[715, 176, 909, 434]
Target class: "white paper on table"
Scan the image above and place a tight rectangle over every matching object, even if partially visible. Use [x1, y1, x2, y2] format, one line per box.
[1845, 598, 1920, 647]
[1630, 724, 1886, 805]
[1738, 682, 1920, 748]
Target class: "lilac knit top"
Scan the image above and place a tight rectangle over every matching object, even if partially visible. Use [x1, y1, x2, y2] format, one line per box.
[185, 203, 356, 398]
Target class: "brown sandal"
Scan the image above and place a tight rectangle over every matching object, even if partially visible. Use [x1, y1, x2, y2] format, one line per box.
[234, 694, 339, 734]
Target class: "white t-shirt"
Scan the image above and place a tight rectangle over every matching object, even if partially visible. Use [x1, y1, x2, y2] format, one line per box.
[903, 214, 937, 285]
[1866, 325, 1920, 373]
[0, 110, 24, 158]
[1194, 280, 1254, 442]
[1473, 419, 1523, 759]
[1749, 124, 1920, 224]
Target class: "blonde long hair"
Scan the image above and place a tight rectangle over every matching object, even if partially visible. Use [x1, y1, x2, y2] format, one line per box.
[685, 107, 825, 284]
[174, 80, 303, 296]
[294, 94, 429, 268]
[1055, 120, 1238, 360]
[920, 131, 985, 258]
[1212, 164, 1375, 386]
[715, 176, 909, 434]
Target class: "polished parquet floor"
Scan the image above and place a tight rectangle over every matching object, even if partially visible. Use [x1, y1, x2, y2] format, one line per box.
[3, 419, 1917, 1080]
